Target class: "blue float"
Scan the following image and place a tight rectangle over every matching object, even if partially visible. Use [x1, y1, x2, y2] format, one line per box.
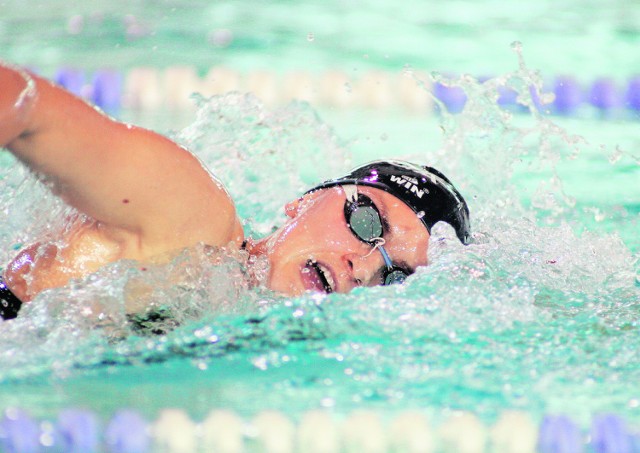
[625, 76, 640, 112]
[0, 410, 41, 453]
[537, 414, 583, 453]
[92, 69, 123, 114]
[589, 78, 618, 111]
[56, 409, 99, 453]
[590, 414, 633, 453]
[553, 76, 582, 114]
[105, 410, 150, 453]
[497, 85, 518, 107]
[433, 81, 467, 114]
[54, 68, 86, 97]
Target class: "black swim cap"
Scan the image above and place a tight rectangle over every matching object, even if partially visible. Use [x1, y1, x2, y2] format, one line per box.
[306, 160, 471, 245]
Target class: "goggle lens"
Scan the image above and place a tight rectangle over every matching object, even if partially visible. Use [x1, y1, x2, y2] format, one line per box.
[345, 194, 410, 286]
[384, 269, 408, 285]
[349, 205, 383, 242]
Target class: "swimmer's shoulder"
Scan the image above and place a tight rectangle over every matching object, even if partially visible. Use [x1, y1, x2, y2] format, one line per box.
[130, 143, 245, 253]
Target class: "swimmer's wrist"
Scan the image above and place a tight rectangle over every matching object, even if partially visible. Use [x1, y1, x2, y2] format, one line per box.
[0, 62, 38, 145]
[13, 65, 36, 112]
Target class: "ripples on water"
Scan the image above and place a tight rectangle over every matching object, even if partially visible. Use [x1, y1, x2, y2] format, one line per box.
[0, 47, 638, 422]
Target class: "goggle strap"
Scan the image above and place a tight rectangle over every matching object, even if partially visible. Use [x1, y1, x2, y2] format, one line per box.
[377, 244, 394, 270]
[363, 237, 385, 258]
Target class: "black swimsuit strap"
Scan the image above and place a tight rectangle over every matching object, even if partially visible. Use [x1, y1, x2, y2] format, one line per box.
[0, 276, 22, 320]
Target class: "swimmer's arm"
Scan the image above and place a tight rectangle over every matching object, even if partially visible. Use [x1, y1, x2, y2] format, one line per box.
[1, 63, 241, 251]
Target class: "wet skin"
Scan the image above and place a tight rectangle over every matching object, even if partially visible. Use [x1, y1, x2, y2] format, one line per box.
[1, 63, 429, 306]
[6, 186, 430, 303]
[248, 186, 430, 296]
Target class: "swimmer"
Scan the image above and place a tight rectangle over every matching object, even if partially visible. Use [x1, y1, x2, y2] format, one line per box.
[0, 62, 471, 320]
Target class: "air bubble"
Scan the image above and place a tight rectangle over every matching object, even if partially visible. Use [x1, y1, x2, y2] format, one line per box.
[66, 15, 84, 35]
[307, 32, 314, 42]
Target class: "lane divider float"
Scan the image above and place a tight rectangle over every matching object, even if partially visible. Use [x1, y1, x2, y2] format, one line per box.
[0, 407, 639, 452]
[46, 66, 640, 119]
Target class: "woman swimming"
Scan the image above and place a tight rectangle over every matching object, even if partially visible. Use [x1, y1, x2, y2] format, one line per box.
[0, 61, 471, 320]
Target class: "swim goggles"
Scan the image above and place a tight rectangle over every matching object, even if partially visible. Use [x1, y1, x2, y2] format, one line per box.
[343, 187, 409, 286]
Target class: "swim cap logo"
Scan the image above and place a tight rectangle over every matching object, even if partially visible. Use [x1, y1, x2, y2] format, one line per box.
[389, 175, 427, 198]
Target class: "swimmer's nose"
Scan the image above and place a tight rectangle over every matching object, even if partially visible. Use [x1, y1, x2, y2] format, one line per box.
[344, 249, 385, 287]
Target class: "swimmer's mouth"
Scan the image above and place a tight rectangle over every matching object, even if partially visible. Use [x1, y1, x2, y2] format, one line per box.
[304, 259, 335, 294]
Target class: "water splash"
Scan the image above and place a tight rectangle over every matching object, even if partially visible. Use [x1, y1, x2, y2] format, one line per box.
[0, 46, 638, 422]
[174, 93, 351, 236]
[403, 43, 590, 226]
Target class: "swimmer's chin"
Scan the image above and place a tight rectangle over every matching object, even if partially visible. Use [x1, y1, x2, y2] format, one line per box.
[266, 278, 334, 298]
[263, 273, 307, 297]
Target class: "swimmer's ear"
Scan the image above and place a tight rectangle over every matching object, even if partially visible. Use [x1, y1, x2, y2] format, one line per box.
[284, 197, 304, 218]
[285, 188, 330, 218]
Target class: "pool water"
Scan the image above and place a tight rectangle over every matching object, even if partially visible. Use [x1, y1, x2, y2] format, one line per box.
[1, 0, 639, 434]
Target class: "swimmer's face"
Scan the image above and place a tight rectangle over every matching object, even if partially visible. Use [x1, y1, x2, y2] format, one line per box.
[260, 186, 430, 296]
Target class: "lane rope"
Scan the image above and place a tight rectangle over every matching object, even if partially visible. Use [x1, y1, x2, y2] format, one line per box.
[0, 407, 637, 452]
[45, 66, 640, 119]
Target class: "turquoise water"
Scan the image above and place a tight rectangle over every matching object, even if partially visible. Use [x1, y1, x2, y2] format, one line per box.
[1, 0, 639, 430]
[3, 0, 640, 79]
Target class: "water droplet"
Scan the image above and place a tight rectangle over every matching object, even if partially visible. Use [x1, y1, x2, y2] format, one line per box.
[252, 356, 268, 370]
[380, 133, 388, 141]
[320, 397, 335, 407]
[66, 15, 84, 35]
[344, 82, 352, 93]
[594, 209, 605, 222]
[539, 92, 555, 105]
[609, 146, 623, 164]
[402, 64, 414, 77]
[209, 29, 233, 47]
[307, 32, 314, 42]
